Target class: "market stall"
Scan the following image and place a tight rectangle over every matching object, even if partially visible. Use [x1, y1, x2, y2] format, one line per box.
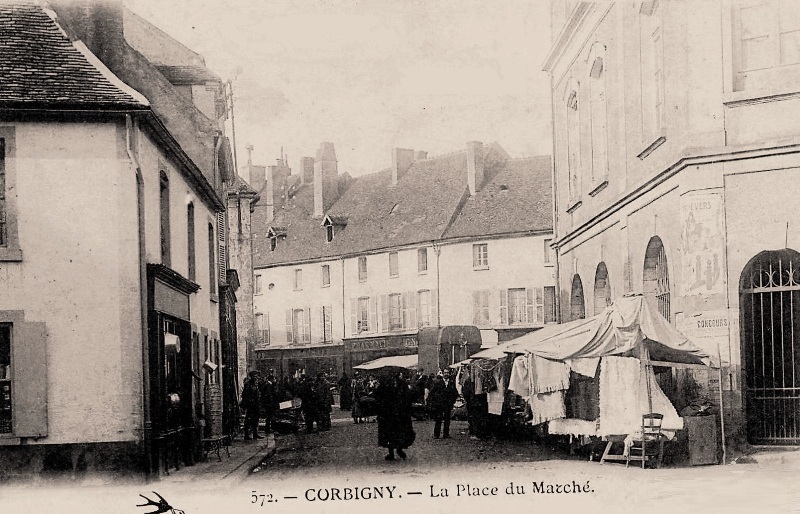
[353, 354, 418, 373]
[502, 294, 721, 464]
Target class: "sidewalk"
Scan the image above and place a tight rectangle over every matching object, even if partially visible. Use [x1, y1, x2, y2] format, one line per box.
[158, 433, 276, 484]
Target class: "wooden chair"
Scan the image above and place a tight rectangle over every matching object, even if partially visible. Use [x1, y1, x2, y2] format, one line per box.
[626, 413, 664, 469]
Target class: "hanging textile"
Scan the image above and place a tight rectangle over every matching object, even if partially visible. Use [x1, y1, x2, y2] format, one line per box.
[597, 356, 683, 436]
[528, 391, 566, 426]
[529, 354, 570, 394]
[566, 357, 600, 378]
[547, 417, 597, 436]
[508, 355, 530, 397]
[565, 371, 599, 421]
[487, 363, 506, 415]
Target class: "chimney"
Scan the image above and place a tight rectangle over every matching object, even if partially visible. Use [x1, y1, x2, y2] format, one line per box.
[50, 0, 126, 73]
[301, 157, 315, 184]
[415, 150, 428, 161]
[314, 142, 338, 217]
[467, 141, 485, 196]
[391, 148, 415, 186]
[265, 165, 275, 223]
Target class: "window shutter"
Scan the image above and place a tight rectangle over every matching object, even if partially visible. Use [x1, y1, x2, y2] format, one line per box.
[265, 311, 270, 344]
[536, 287, 544, 324]
[350, 299, 357, 336]
[304, 307, 311, 343]
[472, 291, 480, 325]
[417, 292, 424, 327]
[406, 291, 417, 329]
[430, 289, 438, 327]
[217, 212, 226, 283]
[319, 307, 325, 343]
[526, 288, 535, 323]
[13, 322, 48, 437]
[379, 295, 389, 333]
[500, 289, 508, 325]
[369, 297, 378, 333]
[285, 309, 294, 343]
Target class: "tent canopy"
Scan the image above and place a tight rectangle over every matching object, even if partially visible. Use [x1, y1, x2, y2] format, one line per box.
[504, 294, 714, 366]
[353, 354, 418, 371]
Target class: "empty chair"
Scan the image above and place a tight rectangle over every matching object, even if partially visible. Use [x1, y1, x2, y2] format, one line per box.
[626, 413, 664, 469]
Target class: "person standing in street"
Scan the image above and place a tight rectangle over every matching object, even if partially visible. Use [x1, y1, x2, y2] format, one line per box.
[315, 373, 333, 431]
[260, 370, 278, 435]
[297, 375, 318, 433]
[374, 371, 415, 461]
[427, 369, 458, 439]
[241, 370, 262, 440]
[338, 371, 352, 411]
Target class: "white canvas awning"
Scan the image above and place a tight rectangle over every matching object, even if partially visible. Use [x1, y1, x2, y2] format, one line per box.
[353, 354, 418, 371]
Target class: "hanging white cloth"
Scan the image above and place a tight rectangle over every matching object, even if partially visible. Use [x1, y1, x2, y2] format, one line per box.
[566, 357, 600, 378]
[508, 355, 530, 397]
[530, 354, 570, 394]
[528, 391, 566, 426]
[597, 356, 683, 436]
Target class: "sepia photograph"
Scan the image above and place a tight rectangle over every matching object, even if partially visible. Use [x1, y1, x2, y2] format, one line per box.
[1, 0, 799, 512]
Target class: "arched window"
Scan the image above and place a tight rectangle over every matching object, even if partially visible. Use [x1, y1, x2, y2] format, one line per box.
[159, 171, 171, 267]
[594, 262, 612, 315]
[187, 203, 195, 281]
[740, 249, 800, 444]
[643, 236, 670, 321]
[565, 78, 581, 202]
[588, 42, 608, 184]
[570, 274, 586, 321]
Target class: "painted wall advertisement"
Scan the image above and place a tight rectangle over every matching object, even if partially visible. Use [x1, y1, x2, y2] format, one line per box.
[681, 192, 726, 296]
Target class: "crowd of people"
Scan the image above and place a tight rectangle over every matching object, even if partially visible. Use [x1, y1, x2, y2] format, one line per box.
[240, 366, 469, 462]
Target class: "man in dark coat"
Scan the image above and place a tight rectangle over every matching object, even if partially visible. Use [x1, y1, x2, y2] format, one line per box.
[297, 375, 318, 433]
[314, 373, 333, 431]
[427, 369, 458, 439]
[338, 372, 353, 410]
[374, 373, 415, 461]
[241, 371, 262, 440]
[260, 370, 278, 434]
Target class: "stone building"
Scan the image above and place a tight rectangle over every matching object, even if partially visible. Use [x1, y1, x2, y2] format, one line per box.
[546, 0, 800, 445]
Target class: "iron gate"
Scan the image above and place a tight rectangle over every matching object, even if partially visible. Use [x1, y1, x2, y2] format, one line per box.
[741, 250, 800, 445]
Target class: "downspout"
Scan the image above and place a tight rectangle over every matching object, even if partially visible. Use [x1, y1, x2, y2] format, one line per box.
[126, 114, 152, 479]
[340, 257, 346, 372]
[433, 242, 441, 327]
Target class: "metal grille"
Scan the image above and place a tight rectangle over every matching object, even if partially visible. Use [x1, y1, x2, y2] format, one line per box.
[741, 252, 800, 445]
[654, 244, 671, 322]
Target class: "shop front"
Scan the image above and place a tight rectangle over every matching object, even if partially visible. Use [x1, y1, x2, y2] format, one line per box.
[146, 264, 200, 476]
[255, 344, 344, 379]
[344, 332, 420, 374]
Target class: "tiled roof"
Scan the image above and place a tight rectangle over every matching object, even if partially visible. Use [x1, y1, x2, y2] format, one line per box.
[0, 3, 147, 109]
[443, 155, 553, 239]
[155, 65, 221, 85]
[252, 145, 552, 268]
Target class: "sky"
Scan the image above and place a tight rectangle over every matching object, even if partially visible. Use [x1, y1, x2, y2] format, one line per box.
[124, 0, 554, 180]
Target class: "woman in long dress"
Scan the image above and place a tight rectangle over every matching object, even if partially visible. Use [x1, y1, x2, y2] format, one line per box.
[374, 372, 416, 461]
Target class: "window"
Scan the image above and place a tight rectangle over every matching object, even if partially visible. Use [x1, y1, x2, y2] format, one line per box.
[160, 171, 171, 267]
[732, 0, 800, 91]
[321, 305, 333, 342]
[389, 252, 399, 278]
[0, 324, 11, 434]
[292, 308, 311, 344]
[254, 274, 263, 295]
[544, 239, 553, 264]
[270, 236, 277, 252]
[0, 130, 20, 261]
[544, 286, 557, 323]
[418, 290, 431, 327]
[473, 243, 489, 269]
[187, 203, 195, 281]
[208, 223, 216, 295]
[326, 224, 334, 243]
[217, 212, 226, 283]
[640, 2, 664, 143]
[357, 297, 370, 333]
[358, 256, 368, 281]
[321, 265, 331, 288]
[293, 269, 302, 291]
[565, 78, 581, 202]
[472, 290, 490, 326]
[588, 42, 608, 184]
[388, 294, 403, 330]
[256, 312, 269, 345]
[507, 288, 527, 325]
[418, 248, 428, 273]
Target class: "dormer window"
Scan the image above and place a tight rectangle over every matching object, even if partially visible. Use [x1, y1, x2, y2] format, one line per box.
[267, 226, 287, 252]
[322, 214, 348, 243]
